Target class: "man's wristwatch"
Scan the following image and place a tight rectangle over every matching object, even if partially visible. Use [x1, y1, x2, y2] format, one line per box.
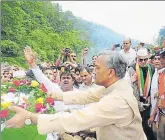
[25, 112, 32, 125]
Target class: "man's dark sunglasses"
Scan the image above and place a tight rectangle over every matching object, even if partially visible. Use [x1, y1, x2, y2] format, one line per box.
[138, 58, 148, 62]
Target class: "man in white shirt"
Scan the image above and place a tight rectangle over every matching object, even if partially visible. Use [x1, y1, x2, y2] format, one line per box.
[120, 38, 136, 66]
[79, 67, 99, 90]
[150, 55, 162, 115]
[148, 54, 161, 138]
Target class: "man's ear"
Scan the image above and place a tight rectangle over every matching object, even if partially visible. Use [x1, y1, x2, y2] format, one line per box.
[108, 69, 115, 78]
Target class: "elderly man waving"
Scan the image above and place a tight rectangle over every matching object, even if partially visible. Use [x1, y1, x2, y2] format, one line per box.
[6, 50, 146, 140]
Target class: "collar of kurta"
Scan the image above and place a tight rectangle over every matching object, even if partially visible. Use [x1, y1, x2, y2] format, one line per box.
[101, 79, 126, 97]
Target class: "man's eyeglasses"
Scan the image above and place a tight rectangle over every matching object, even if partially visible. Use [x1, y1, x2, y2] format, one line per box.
[71, 55, 76, 57]
[123, 43, 129, 45]
[138, 58, 148, 62]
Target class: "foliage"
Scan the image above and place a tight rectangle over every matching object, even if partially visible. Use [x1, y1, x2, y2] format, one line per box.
[1, 125, 46, 140]
[1, 1, 91, 67]
[2, 1, 141, 67]
[1, 57, 28, 69]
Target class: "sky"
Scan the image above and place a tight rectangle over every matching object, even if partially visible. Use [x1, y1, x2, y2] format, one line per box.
[54, 1, 165, 44]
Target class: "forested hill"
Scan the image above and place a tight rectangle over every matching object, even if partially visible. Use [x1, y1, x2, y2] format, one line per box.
[55, 8, 139, 59]
[1, 1, 138, 67]
[73, 18, 139, 59]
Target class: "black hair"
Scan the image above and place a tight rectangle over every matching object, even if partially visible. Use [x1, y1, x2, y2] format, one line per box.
[50, 66, 57, 70]
[92, 55, 98, 59]
[75, 67, 80, 74]
[60, 71, 74, 80]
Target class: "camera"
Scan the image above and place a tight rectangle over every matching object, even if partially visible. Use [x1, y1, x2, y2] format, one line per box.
[115, 44, 120, 48]
[57, 65, 71, 72]
[65, 48, 70, 56]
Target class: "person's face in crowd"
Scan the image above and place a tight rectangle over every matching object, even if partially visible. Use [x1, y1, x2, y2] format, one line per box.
[3, 70, 10, 77]
[123, 39, 131, 52]
[148, 58, 154, 65]
[88, 65, 95, 78]
[80, 69, 92, 86]
[53, 69, 58, 79]
[1, 75, 11, 82]
[1, 70, 11, 82]
[92, 56, 97, 66]
[153, 56, 161, 69]
[4, 70, 12, 79]
[60, 74, 74, 92]
[44, 69, 54, 81]
[137, 55, 148, 67]
[160, 55, 165, 68]
[74, 71, 82, 83]
[70, 53, 77, 61]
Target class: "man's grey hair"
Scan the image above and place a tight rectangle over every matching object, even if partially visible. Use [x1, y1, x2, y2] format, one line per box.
[99, 50, 128, 79]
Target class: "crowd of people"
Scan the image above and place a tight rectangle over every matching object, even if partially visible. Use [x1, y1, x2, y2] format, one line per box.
[1, 38, 165, 140]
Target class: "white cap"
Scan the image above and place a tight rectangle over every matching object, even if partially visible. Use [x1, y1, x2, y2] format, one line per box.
[137, 48, 148, 57]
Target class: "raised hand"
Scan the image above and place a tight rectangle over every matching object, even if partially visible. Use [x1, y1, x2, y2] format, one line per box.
[24, 46, 36, 66]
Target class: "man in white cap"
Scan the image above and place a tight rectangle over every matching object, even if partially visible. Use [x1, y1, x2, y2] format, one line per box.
[128, 48, 156, 140]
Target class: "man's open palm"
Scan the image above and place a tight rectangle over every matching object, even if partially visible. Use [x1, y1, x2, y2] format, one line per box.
[24, 46, 35, 65]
